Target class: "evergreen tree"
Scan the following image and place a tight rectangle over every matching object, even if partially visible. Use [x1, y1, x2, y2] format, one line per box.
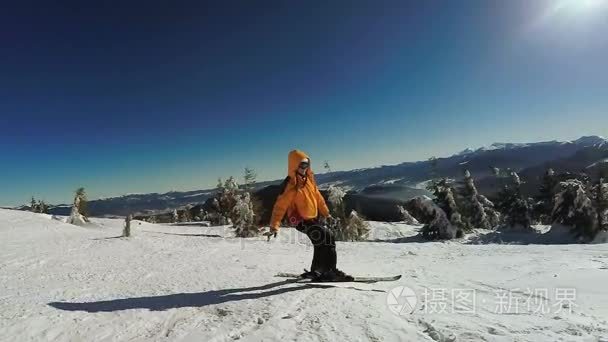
[38, 200, 49, 214]
[172, 209, 179, 223]
[181, 206, 192, 222]
[428, 178, 465, 230]
[75, 187, 89, 217]
[552, 179, 598, 239]
[30, 196, 38, 212]
[535, 168, 558, 224]
[233, 192, 258, 237]
[326, 185, 369, 241]
[68, 188, 89, 225]
[594, 176, 608, 232]
[243, 168, 257, 192]
[496, 171, 532, 230]
[459, 170, 493, 230]
[123, 214, 132, 237]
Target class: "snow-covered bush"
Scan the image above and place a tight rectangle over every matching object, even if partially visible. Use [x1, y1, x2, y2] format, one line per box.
[331, 210, 370, 241]
[397, 205, 419, 225]
[172, 209, 179, 223]
[232, 192, 258, 237]
[552, 179, 598, 240]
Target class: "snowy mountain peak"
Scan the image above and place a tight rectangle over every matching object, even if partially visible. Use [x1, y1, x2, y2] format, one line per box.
[454, 136, 607, 157]
[571, 135, 607, 147]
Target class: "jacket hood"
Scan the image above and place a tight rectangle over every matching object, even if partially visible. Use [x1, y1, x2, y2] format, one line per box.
[288, 149, 312, 179]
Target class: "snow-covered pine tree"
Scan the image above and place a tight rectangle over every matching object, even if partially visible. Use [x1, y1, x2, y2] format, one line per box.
[396, 205, 419, 225]
[428, 178, 465, 230]
[459, 170, 494, 230]
[68, 188, 90, 225]
[552, 179, 598, 239]
[325, 185, 369, 241]
[534, 168, 558, 224]
[232, 192, 258, 237]
[75, 187, 88, 218]
[417, 199, 458, 240]
[123, 214, 132, 237]
[172, 209, 179, 223]
[30, 196, 38, 213]
[243, 167, 257, 192]
[181, 207, 192, 222]
[594, 177, 608, 232]
[38, 200, 49, 214]
[496, 171, 532, 230]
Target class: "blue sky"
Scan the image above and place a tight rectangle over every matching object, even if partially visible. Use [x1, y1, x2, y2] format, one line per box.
[1, 0, 607, 206]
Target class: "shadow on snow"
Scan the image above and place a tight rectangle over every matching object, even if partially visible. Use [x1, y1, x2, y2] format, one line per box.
[48, 280, 339, 313]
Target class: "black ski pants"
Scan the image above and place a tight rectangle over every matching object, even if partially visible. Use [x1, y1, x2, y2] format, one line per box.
[296, 220, 337, 273]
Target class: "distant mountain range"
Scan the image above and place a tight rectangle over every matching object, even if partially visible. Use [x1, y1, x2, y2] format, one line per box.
[39, 136, 608, 217]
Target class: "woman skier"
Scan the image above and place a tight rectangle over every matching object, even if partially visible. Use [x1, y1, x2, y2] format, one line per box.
[263, 149, 353, 282]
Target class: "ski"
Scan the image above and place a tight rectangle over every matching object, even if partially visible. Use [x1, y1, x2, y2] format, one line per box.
[275, 272, 401, 283]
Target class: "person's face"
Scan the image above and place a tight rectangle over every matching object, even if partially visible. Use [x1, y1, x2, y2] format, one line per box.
[298, 161, 309, 175]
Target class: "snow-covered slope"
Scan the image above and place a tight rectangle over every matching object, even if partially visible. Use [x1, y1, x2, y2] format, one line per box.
[1, 209, 607, 341]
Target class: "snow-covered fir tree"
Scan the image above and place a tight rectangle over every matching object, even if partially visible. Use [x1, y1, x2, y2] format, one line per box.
[459, 170, 495, 230]
[179, 205, 192, 222]
[123, 214, 132, 237]
[172, 209, 179, 223]
[412, 197, 458, 240]
[552, 179, 598, 240]
[205, 177, 241, 226]
[74, 187, 88, 217]
[38, 200, 49, 214]
[428, 178, 465, 230]
[325, 185, 369, 241]
[593, 177, 608, 232]
[532, 168, 558, 224]
[30, 196, 38, 213]
[496, 171, 532, 230]
[232, 192, 258, 237]
[243, 167, 257, 192]
[397, 205, 418, 225]
[68, 188, 89, 226]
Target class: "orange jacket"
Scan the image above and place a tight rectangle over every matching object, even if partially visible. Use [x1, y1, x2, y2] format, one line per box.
[270, 150, 330, 231]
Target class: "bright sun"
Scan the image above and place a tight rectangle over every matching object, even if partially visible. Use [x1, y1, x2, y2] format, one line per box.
[553, 0, 607, 13]
[534, 0, 608, 28]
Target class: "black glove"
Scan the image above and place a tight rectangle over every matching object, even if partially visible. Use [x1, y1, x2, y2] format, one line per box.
[262, 228, 277, 241]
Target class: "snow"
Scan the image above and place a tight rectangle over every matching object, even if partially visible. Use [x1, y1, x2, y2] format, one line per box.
[182, 191, 214, 198]
[1, 208, 608, 341]
[586, 158, 608, 169]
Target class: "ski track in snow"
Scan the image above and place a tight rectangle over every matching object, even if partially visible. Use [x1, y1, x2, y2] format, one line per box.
[1, 209, 608, 341]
